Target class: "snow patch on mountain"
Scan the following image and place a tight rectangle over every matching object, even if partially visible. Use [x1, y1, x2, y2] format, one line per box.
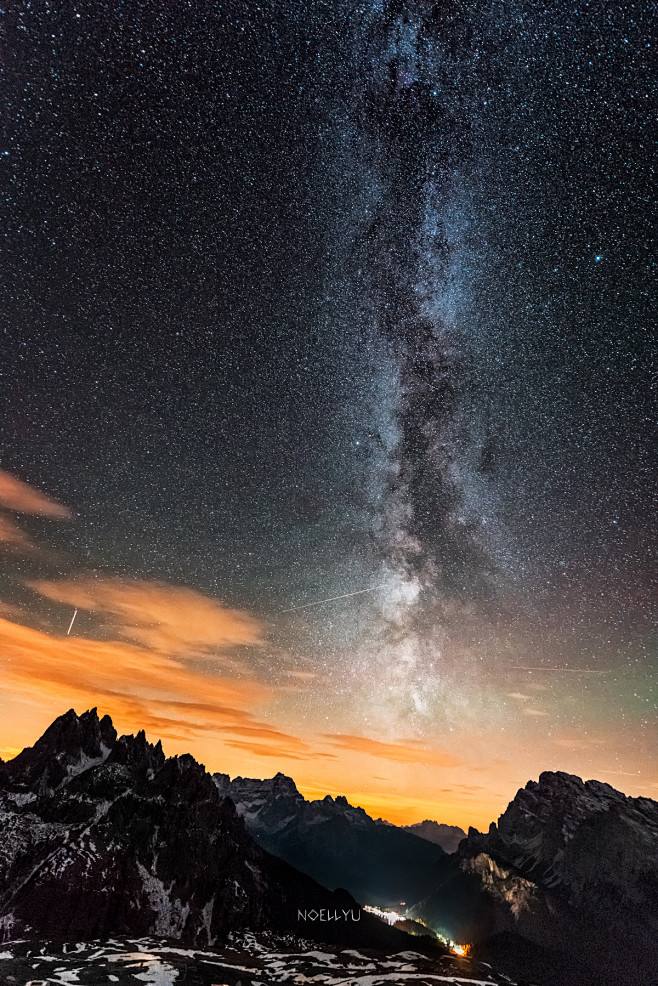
[137, 863, 190, 938]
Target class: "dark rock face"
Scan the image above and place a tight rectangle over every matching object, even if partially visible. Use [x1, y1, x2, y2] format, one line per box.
[0, 711, 416, 951]
[214, 772, 446, 908]
[410, 770, 658, 986]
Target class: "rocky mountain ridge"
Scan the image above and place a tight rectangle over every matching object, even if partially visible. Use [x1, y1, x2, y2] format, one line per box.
[2, 711, 657, 985]
[409, 770, 658, 986]
[0, 709, 420, 952]
[214, 770, 447, 908]
[403, 819, 467, 853]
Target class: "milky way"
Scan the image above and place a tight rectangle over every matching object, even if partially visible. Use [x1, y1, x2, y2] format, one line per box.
[1, 0, 655, 824]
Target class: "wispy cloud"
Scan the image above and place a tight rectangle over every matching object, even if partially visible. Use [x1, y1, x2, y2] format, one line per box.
[0, 471, 71, 518]
[0, 594, 310, 763]
[29, 577, 263, 664]
[0, 471, 71, 553]
[226, 739, 337, 762]
[324, 733, 460, 767]
[0, 613, 265, 718]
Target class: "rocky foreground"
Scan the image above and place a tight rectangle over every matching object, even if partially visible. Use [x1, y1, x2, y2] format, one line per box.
[0, 931, 519, 986]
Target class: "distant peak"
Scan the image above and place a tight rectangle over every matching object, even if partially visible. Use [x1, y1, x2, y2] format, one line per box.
[271, 773, 301, 796]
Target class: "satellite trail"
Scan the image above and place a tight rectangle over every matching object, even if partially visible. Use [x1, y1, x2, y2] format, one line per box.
[283, 585, 386, 613]
[510, 666, 613, 675]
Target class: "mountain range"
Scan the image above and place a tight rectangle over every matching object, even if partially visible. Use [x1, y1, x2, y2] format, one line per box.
[1, 709, 657, 986]
[215, 763, 658, 985]
[214, 770, 448, 907]
[376, 816, 467, 853]
[0, 709, 421, 953]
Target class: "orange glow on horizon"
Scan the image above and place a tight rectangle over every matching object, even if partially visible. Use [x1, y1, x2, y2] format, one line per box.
[0, 511, 655, 835]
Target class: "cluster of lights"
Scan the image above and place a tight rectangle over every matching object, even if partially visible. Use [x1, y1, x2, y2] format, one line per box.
[363, 904, 403, 925]
[363, 905, 471, 957]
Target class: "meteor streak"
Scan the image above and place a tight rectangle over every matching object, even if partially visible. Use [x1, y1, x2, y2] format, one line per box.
[66, 608, 78, 635]
[283, 585, 386, 613]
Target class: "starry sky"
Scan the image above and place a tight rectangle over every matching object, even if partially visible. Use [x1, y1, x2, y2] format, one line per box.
[0, 0, 655, 829]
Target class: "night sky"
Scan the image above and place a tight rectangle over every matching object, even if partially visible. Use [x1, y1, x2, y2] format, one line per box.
[1, 0, 655, 828]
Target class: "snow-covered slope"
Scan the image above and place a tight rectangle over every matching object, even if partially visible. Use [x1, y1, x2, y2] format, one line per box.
[0, 932, 520, 986]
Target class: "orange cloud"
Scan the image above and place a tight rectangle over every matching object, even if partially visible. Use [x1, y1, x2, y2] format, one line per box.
[0, 606, 313, 763]
[0, 471, 71, 518]
[1, 614, 263, 713]
[1, 572, 346, 778]
[0, 747, 21, 760]
[29, 577, 263, 663]
[324, 733, 461, 768]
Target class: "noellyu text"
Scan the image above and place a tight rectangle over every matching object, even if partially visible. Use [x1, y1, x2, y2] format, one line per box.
[297, 908, 361, 922]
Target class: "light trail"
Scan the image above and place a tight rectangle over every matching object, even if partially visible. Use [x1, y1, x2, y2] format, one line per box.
[510, 667, 614, 674]
[282, 585, 387, 613]
[66, 609, 78, 635]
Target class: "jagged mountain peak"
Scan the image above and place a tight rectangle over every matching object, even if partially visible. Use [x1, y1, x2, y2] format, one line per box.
[108, 728, 165, 772]
[0, 709, 189, 796]
[494, 770, 632, 846]
[3, 706, 118, 794]
[150, 751, 221, 804]
[0, 710, 420, 952]
[270, 770, 301, 795]
[533, 770, 620, 800]
[32, 706, 116, 754]
[529, 771, 630, 809]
